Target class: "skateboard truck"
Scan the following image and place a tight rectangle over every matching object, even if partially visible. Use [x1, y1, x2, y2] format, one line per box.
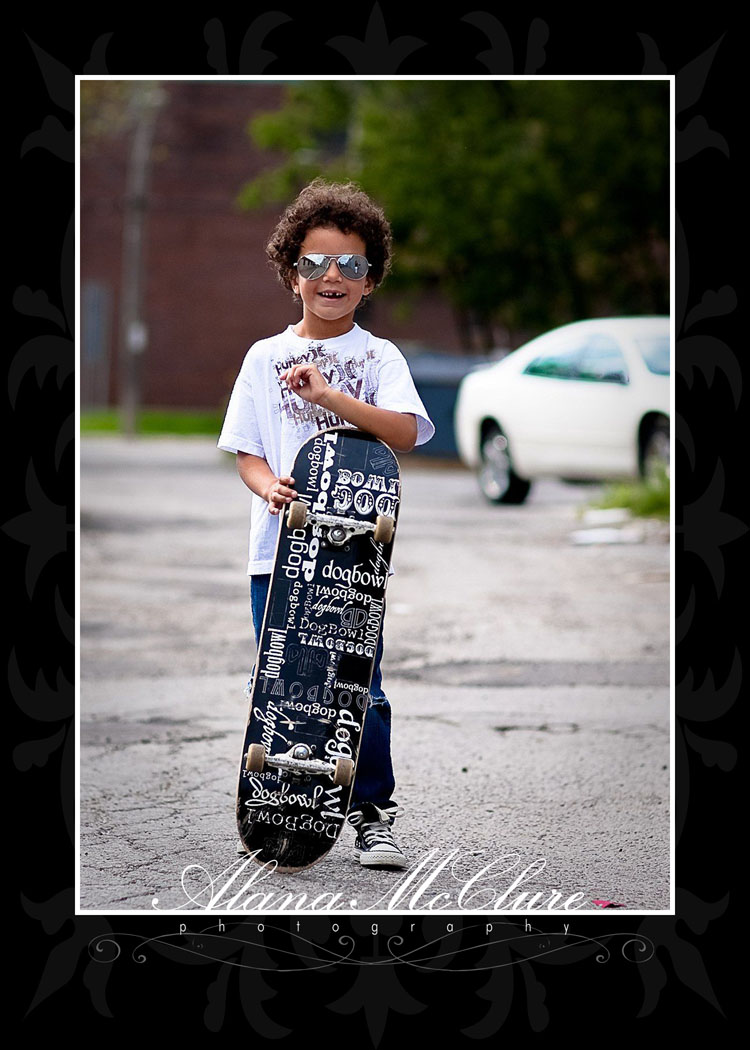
[245, 742, 355, 787]
[287, 501, 395, 546]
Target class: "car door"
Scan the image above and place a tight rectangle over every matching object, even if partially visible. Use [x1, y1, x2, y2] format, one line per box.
[513, 333, 634, 477]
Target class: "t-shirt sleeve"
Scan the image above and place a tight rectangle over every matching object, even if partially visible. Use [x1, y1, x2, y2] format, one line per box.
[217, 350, 266, 457]
[376, 343, 435, 447]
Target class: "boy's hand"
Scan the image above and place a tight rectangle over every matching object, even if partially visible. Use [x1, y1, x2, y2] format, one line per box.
[280, 364, 330, 407]
[264, 475, 297, 516]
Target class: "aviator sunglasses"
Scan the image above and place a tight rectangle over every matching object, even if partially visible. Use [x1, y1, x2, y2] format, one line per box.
[294, 253, 370, 281]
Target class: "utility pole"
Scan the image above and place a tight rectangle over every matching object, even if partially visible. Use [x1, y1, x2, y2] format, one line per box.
[118, 82, 165, 437]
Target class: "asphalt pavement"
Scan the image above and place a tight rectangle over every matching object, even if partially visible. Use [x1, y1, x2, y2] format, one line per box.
[79, 437, 670, 913]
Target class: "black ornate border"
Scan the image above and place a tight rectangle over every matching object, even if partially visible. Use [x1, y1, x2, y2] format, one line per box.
[11, 9, 739, 1036]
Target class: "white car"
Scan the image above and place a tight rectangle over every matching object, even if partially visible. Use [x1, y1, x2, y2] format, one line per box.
[454, 316, 670, 503]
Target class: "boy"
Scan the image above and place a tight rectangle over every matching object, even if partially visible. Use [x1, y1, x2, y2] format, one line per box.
[218, 179, 434, 868]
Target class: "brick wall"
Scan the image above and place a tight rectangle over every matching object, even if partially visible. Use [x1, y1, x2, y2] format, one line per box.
[81, 80, 465, 411]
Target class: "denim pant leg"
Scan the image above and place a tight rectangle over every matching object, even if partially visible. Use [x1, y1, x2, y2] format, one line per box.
[250, 575, 270, 645]
[249, 574, 395, 810]
[349, 625, 396, 810]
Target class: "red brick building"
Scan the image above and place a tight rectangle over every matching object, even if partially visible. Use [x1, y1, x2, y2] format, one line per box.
[80, 80, 463, 412]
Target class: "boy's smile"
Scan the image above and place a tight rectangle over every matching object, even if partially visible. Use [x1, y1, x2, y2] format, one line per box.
[292, 226, 373, 339]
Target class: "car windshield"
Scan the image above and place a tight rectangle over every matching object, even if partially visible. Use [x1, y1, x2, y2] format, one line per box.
[636, 335, 670, 375]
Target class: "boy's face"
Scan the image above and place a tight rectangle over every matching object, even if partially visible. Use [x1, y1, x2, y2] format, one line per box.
[292, 226, 373, 338]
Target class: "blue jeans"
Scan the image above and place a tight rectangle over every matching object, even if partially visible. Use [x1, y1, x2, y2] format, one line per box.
[250, 575, 396, 810]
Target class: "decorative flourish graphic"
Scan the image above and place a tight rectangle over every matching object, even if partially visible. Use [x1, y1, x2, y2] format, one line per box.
[680, 461, 746, 597]
[15, 30, 97, 1027]
[3, 463, 70, 595]
[462, 14, 549, 72]
[328, 960, 426, 1043]
[326, 4, 425, 72]
[81, 918, 658, 1034]
[204, 14, 291, 73]
[634, 893, 729, 1019]
[88, 921, 655, 972]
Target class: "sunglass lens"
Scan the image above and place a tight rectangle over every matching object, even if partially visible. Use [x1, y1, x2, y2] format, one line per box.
[297, 255, 326, 279]
[337, 255, 369, 279]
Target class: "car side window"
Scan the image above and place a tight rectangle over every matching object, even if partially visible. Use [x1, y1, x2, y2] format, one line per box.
[576, 335, 629, 384]
[523, 344, 582, 379]
[523, 334, 629, 383]
[635, 335, 670, 375]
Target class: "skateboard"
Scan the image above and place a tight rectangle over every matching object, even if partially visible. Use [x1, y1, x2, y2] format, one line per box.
[236, 427, 400, 871]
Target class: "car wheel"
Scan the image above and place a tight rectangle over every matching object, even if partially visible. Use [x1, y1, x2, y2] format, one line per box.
[641, 417, 670, 482]
[478, 425, 532, 504]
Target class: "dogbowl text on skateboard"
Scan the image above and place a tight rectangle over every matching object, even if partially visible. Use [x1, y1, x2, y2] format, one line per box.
[236, 427, 400, 871]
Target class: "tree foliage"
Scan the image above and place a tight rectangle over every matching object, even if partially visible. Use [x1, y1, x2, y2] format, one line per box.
[240, 80, 669, 347]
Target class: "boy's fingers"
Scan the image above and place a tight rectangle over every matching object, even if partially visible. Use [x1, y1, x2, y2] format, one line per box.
[268, 479, 297, 507]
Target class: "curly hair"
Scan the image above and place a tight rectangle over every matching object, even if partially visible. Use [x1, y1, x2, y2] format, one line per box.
[266, 179, 393, 298]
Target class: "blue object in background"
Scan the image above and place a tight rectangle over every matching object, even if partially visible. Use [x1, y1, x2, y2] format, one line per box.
[405, 351, 500, 457]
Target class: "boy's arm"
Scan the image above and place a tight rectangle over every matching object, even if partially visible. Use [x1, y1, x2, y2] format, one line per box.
[279, 363, 418, 453]
[236, 452, 297, 516]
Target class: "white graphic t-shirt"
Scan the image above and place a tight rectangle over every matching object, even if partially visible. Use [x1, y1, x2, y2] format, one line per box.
[218, 323, 435, 574]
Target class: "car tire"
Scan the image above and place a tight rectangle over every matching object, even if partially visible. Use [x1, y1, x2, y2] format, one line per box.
[478, 424, 532, 504]
[640, 417, 670, 481]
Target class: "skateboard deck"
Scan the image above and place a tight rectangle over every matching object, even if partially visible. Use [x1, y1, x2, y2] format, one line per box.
[236, 427, 400, 871]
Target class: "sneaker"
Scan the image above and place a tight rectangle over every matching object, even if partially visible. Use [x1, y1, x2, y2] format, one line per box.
[347, 803, 407, 869]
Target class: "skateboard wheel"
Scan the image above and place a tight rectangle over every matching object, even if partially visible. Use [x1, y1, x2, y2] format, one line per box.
[333, 757, 354, 787]
[373, 515, 394, 544]
[287, 501, 307, 529]
[246, 743, 266, 773]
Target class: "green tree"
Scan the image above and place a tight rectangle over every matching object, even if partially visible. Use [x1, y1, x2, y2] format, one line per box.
[240, 80, 668, 349]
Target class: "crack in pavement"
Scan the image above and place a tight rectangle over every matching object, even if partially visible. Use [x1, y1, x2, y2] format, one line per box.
[390, 658, 669, 688]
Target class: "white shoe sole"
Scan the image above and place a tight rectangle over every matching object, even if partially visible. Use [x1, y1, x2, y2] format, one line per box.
[354, 849, 408, 869]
